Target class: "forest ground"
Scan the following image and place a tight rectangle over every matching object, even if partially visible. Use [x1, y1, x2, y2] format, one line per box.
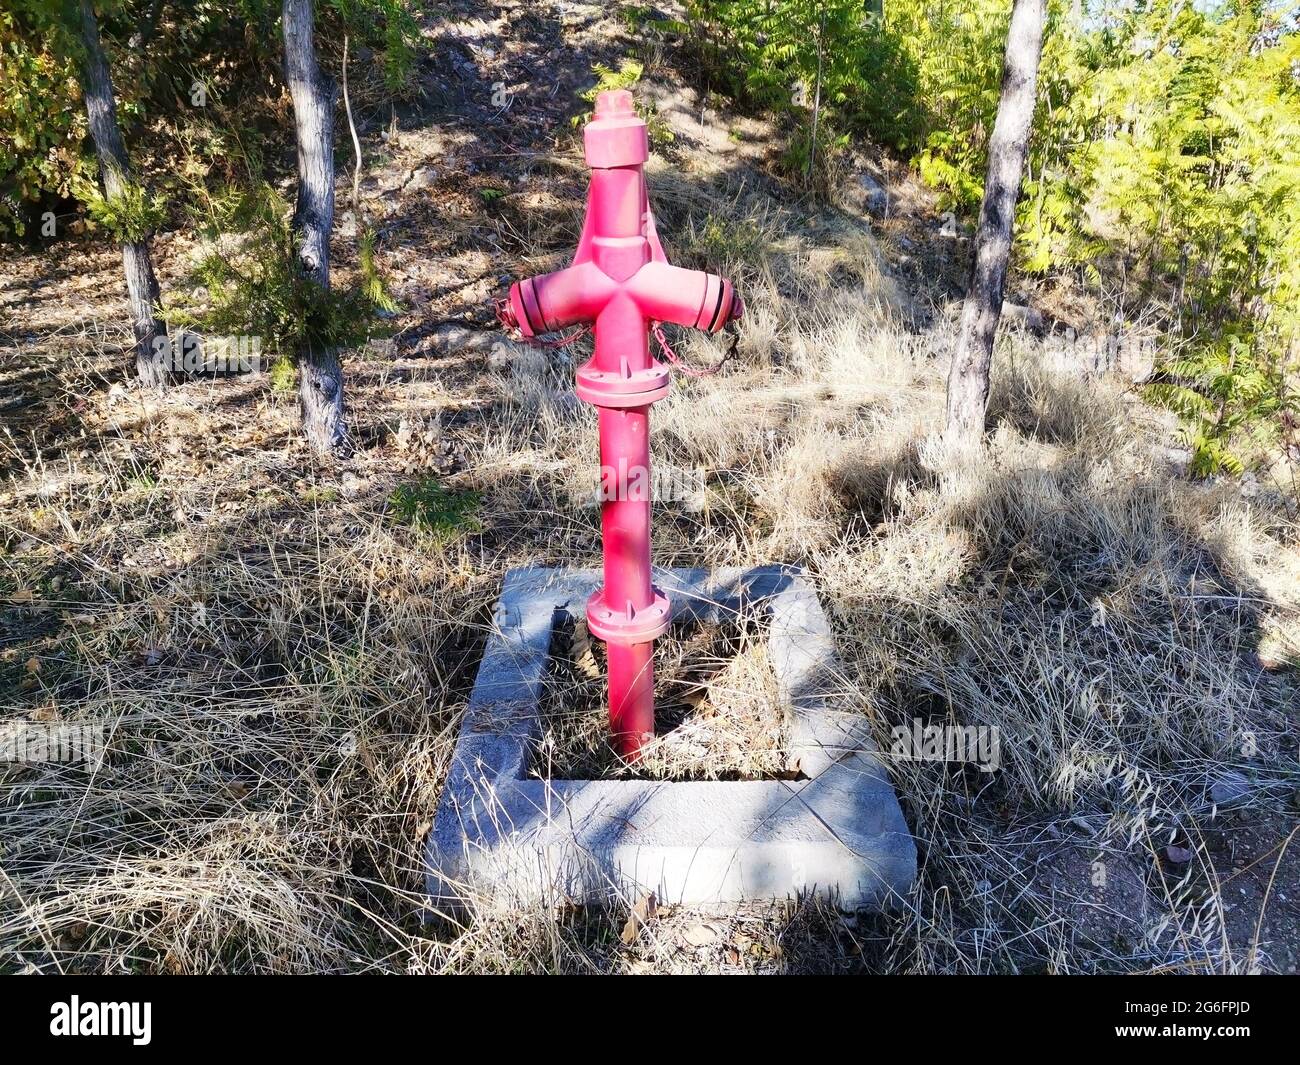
[1, 0, 1297, 973]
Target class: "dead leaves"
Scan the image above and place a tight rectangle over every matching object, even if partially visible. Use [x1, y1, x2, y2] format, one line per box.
[617, 902, 789, 973]
[621, 892, 658, 945]
[394, 416, 460, 476]
[682, 923, 719, 947]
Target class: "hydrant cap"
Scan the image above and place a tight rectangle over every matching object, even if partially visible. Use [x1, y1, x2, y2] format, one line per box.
[595, 89, 636, 117]
[584, 90, 649, 169]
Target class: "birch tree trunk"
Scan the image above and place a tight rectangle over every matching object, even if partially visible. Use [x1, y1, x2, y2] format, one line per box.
[944, 0, 1046, 443]
[282, 0, 349, 455]
[77, 0, 169, 388]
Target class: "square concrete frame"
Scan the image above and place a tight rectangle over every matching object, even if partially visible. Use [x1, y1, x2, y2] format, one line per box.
[426, 565, 916, 912]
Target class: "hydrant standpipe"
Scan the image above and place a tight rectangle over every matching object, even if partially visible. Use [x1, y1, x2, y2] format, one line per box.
[499, 90, 741, 760]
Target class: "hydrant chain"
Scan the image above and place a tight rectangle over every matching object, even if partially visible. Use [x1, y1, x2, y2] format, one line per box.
[651, 321, 738, 379]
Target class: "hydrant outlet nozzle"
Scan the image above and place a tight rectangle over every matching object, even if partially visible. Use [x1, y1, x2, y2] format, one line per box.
[495, 294, 521, 336]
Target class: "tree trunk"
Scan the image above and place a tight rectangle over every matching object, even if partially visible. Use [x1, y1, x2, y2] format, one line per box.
[944, 0, 1046, 443]
[77, 0, 169, 388]
[282, 0, 349, 455]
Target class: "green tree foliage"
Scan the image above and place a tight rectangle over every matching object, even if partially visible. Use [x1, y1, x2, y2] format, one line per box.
[0, 3, 96, 238]
[232, 0, 421, 90]
[1, 0, 420, 239]
[1048, 2, 1300, 475]
[668, 1, 921, 167]
[683, 0, 1300, 476]
[326, 0, 420, 92]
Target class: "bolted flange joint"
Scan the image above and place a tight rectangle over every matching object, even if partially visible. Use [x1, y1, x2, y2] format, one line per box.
[586, 586, 673, 645]
[574, 360, 671, 408]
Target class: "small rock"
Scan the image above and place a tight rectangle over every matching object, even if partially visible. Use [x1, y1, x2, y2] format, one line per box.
[852, 171, 889, 216]
[1159, 446, 1191, 473]
[1211, 771, 1251, 808]
[406, 167, 436, 190]
[1001, 301, 1045, 335]
[1166, 844, 1193, 864]
[1068, 814, 1098, 836]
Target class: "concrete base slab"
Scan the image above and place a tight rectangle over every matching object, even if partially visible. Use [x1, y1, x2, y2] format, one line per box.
[426, 566, 916, 911]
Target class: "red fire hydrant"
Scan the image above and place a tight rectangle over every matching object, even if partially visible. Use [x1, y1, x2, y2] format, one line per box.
[498, 90, 742, 760]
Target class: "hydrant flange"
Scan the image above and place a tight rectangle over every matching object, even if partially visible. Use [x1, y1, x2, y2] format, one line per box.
[586, 586, 672, 645]
[574, 361, 671, 407]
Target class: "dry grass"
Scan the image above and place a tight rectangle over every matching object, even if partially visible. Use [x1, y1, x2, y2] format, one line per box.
[2, 2, 1298, 974]
[536, 612, 788, 782]
[5, 228, 1295, 972]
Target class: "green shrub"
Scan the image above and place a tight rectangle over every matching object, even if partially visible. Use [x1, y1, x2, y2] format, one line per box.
[325, 0, 421, 93]
[74, 176, 166, 242]
[573, 59, 676, 149]
[388, 479, 481, 540]
[0, 10, 91, 238]
[169, 179, 390, 366]
[358, 227, 398, 314]
[268, 355, 297, 393]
